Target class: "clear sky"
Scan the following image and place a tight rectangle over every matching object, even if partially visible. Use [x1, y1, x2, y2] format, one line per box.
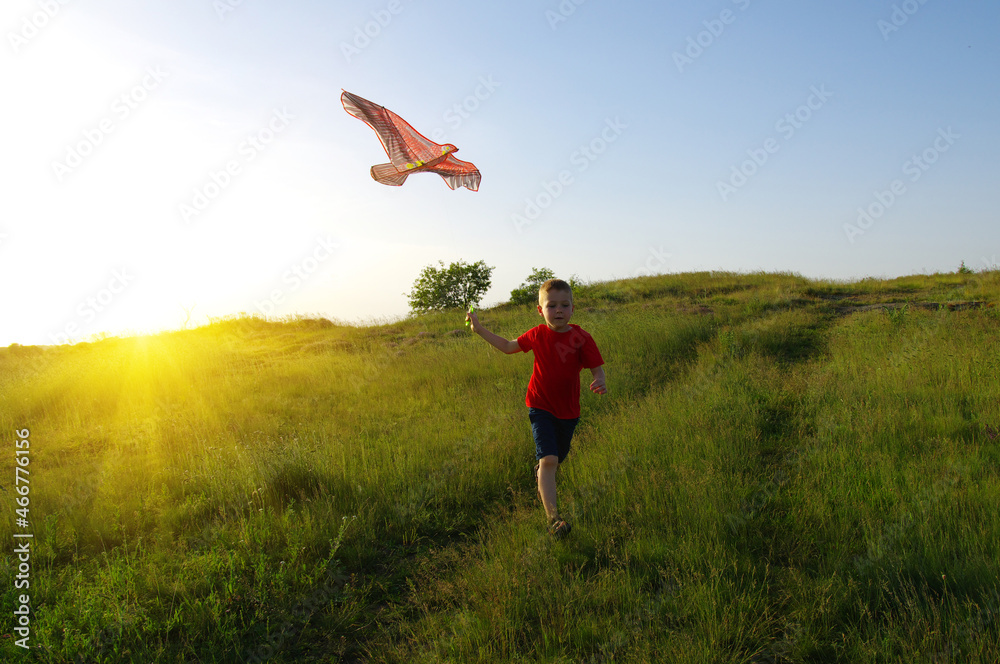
[2, 0, 998, 346]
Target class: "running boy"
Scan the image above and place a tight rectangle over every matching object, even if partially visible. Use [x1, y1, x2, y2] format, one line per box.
[466, 278, 606, 538]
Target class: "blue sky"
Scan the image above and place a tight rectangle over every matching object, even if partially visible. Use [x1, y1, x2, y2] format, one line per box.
[2, 0, 998, 346]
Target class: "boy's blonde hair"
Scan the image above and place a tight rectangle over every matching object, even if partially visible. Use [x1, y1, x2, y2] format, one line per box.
[538, 278, 573, 305]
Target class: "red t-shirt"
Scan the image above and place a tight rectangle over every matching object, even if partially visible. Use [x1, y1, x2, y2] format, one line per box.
[516, 324, 604, 419]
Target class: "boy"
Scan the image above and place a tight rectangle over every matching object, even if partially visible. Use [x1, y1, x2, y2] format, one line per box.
[466, 278, 606, 538]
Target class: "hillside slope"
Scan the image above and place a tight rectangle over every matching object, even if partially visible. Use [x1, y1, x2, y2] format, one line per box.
[2, 270, 998, 663]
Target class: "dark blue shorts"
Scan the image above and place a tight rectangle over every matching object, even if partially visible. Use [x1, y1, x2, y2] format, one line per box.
[529, 407, 579, 463]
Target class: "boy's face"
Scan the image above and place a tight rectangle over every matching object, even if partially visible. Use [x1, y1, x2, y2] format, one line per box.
[537, 289, 573, 331]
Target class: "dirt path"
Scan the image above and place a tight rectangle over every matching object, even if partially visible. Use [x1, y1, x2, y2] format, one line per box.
[834, 300, 990, 315]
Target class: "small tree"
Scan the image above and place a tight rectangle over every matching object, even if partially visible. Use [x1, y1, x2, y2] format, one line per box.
[407, 260, 493, 313]
[509, 267, 555, 305]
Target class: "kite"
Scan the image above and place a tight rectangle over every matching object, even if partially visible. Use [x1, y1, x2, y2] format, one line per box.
[341, 90, 481, 191]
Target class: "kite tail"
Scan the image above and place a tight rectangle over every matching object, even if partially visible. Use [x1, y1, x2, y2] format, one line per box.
[370, 163, 409, 186]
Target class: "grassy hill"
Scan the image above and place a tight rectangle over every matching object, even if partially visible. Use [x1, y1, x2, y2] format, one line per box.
[2, 269, 999, 663]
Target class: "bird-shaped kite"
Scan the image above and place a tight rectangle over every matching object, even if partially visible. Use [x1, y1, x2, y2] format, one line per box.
[341, 90, 481, 191]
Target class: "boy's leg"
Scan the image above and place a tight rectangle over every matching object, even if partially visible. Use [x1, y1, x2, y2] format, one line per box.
[530, 408, 578, 526]
[536, 454, 560, 522]
[529, 408, 563, 523]
[544, 416, 577, 521]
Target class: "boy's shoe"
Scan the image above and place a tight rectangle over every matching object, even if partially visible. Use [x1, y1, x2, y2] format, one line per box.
[548, 517, 571, 539]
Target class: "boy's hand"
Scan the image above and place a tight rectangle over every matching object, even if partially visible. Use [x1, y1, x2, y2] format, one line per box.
[466, 309, 480, 330]
[589, 366, 607, 395]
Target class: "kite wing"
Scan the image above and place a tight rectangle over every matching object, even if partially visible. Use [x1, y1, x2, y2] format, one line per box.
[424, 155, 482, 191]
[341, 90, 445, 169]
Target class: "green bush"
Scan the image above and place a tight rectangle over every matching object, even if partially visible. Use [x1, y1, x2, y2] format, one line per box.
[509, 267, 555, 305]
[407, 260, 493, 313]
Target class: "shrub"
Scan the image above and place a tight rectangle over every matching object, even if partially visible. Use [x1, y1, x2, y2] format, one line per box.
[407, 260, 493, 313]
[509, 267, 556, 306]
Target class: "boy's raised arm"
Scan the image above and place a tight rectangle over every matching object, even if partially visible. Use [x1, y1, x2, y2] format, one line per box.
[467, 310, 521, 354]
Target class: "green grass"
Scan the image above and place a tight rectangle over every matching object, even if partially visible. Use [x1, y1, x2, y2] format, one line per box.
[2, 269, 999, 663]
